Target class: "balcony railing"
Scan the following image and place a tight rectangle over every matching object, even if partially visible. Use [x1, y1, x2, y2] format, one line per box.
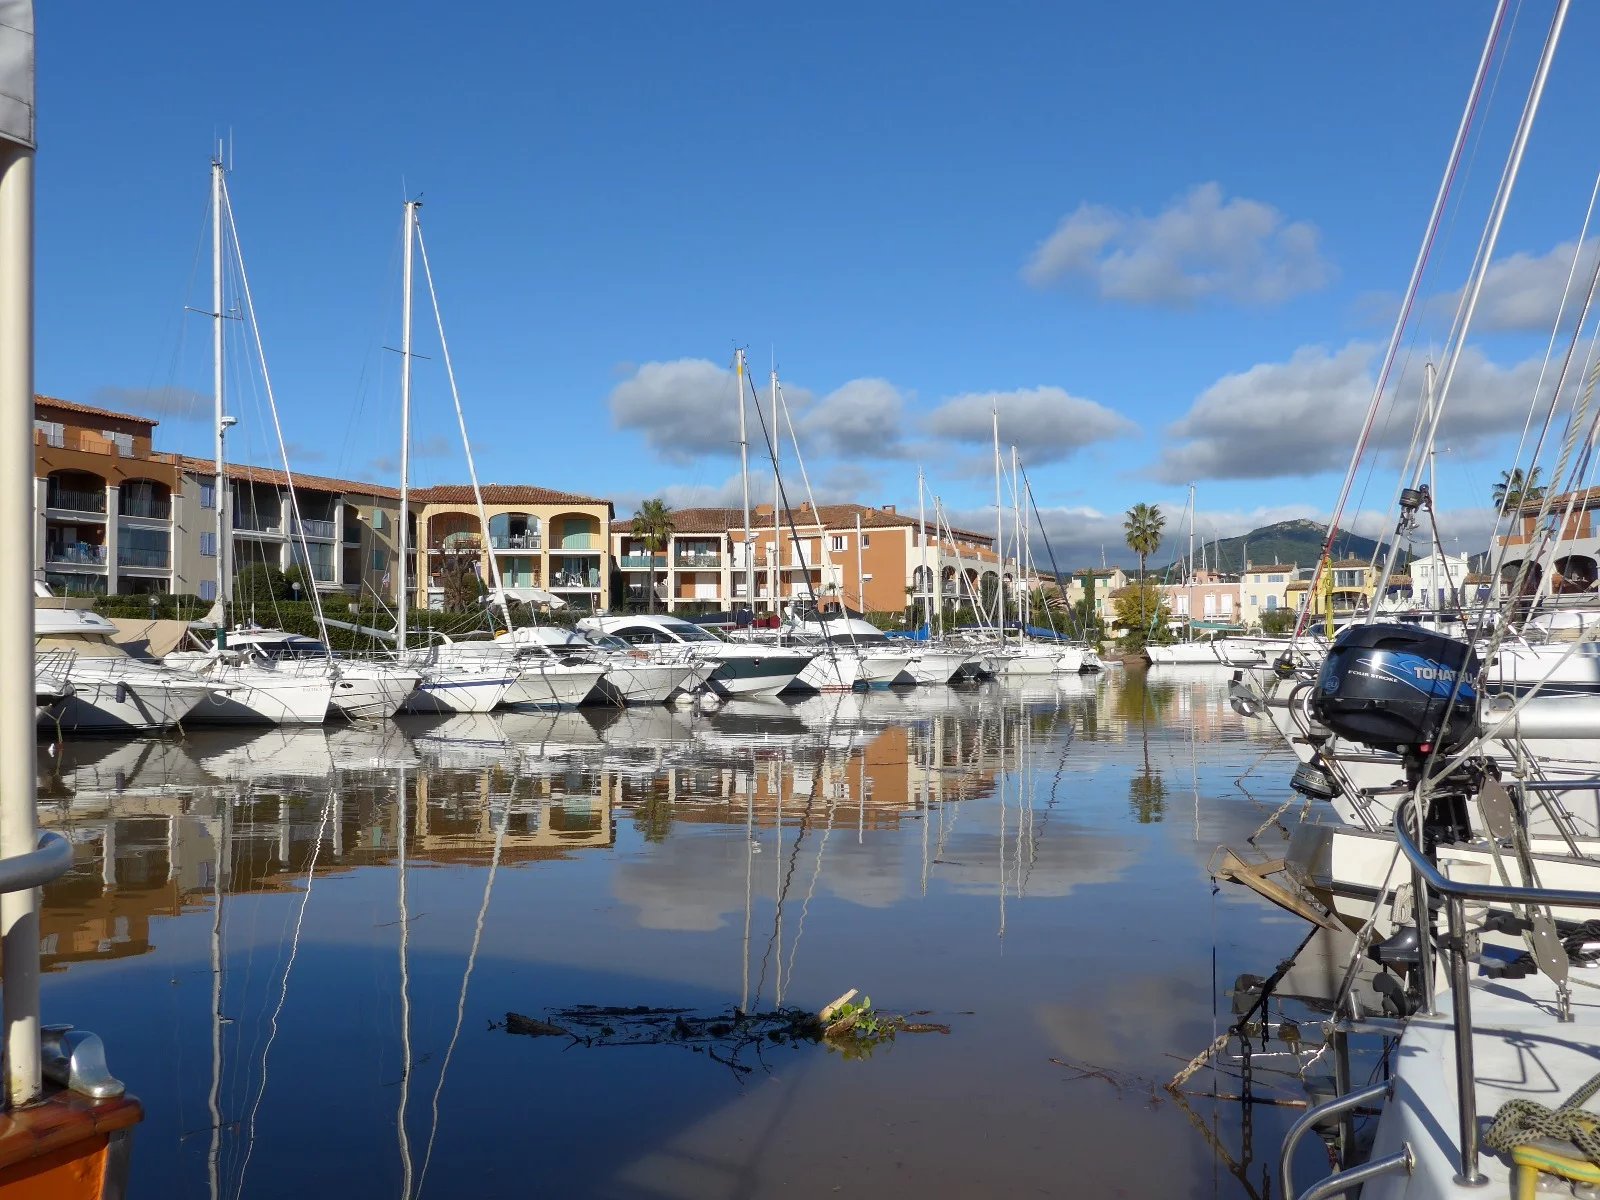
[45, 487, 106, 514]
[234, 515, 283, 534]
[674, 553, 722, 568]
[620, 555, 666, 569]
[430, 533, 482, 553]
[118, 546, 170, 570]
[118, 494, 171, 520]
[292, 518, 337, 540]
[490, 533, 541, 550]
[36, 428, 137, 457]
[47, 544, 107, 566]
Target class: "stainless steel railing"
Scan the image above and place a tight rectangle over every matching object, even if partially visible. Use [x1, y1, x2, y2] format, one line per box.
[1280, 1081, 1413, 1200]
[1391, 795, 1600, 1185]
[0, 832, 72, 895]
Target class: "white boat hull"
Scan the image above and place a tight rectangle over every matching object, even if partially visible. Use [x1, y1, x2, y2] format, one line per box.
[184, 668, 333, 726]
[597, 659, 698, 705]
[402, 667, 514, 714]
[503, 663, 606, 709]
[40, 676, 208, 734]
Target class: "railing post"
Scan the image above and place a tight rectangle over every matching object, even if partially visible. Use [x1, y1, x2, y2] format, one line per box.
[1447, 895, 1487, 1186]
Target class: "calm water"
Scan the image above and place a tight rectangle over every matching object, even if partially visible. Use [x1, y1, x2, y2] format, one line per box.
[36, 667, 1318, 1198]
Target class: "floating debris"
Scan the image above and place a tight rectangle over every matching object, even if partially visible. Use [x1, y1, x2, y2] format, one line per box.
[493, 991, 952, 1074]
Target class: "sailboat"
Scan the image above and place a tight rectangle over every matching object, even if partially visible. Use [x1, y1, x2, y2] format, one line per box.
[386, 200, 517, 715]
[0, 9, 145, 1193]
[162, 159, 332, 725]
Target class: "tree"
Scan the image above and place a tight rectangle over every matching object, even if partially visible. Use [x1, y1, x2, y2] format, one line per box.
[1259, 607, 1296, 635]
[1070, 596, 1105, 642]
[1123, 503, 1165, 631]
[233, 563, 288, 604]
[440, 556, 483, 613]
[632, 498, 675, 614]
[1493, 467, 1545, 514]
[1112, 581, 1171, 651]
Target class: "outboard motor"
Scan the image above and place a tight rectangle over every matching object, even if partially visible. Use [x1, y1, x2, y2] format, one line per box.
[1312, 623, 1480, 759]
[1314, 622, 1483, 845]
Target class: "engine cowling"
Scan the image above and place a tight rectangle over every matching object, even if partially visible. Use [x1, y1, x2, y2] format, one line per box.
[1312, 622, 1479, 755]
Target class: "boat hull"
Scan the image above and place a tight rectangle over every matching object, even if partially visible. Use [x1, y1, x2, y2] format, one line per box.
[502, 664, 607, 709]
[40, 677, 207, 734]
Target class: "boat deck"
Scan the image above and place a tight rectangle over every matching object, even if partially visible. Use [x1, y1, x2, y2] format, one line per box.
[1361, 965, 1600, 1199]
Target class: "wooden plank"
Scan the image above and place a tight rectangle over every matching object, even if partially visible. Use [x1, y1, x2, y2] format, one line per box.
[1214, 847, 1343, 931]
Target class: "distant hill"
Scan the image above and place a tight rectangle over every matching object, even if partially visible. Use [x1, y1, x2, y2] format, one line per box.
[1154, 518, 1394, 578]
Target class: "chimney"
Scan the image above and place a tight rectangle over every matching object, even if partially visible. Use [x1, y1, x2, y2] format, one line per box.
[799, 500, 811, 512]
[883, 504, 896, 513]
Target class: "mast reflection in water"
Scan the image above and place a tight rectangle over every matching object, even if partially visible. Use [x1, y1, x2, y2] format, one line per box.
[35, 668, 1302, 1198]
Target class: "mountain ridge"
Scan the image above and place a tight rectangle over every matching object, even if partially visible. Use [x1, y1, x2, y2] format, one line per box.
[1152, 518, 1392, 578]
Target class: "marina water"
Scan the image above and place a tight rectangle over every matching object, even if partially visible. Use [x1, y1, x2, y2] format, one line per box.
[39, 668, 1309, 1197]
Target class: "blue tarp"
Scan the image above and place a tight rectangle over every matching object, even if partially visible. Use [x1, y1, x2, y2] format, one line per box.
[885, 624, 931, 641]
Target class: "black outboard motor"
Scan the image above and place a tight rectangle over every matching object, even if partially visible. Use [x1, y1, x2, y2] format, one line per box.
[1312, 623, 1480, 758]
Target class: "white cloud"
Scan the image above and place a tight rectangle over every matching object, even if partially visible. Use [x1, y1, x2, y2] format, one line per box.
[1154, 341, 1546, 484]
[608, 358, 743, 464]
[926, 387, 1135, 466]
[1022, 182, 1332, 305]
[1432, 238, 1600, 334]
[803, 378, 907, 458]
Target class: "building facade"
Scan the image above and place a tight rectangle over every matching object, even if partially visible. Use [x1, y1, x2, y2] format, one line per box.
[1241, 563, 1296, 620]
[33, 394, 612, 610]
[610, 502, 1003, 617]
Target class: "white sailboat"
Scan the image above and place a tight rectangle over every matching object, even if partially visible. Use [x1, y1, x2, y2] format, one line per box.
[165, 158, 331, 726]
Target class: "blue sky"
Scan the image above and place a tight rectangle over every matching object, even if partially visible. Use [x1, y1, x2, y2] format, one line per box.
[30, 1, 1600, 566]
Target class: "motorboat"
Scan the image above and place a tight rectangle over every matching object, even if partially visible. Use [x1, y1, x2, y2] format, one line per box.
[579, 614, 812, 698]
[496, 626, 701, 704]
[35, 602, 214, 734]
[196, 627, 420, 720]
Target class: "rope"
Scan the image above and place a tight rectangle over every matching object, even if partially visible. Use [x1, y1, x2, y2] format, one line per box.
[1485, 1066, 1600, 1161]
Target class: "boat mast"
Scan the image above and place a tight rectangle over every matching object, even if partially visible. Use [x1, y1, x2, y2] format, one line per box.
[1186, 483, 1195, 585]
[212, 156, 232, 645]
[0, 14, 44, 1104]
[992, 404, 1004, 646]
[771, 367, 781, 618]
[397, 200, 418, 654]
[1011, 445, 1025, 634]
[736, 349, 754, 618]
[854, 511, 865, 613]
[917, 468, 931, 634]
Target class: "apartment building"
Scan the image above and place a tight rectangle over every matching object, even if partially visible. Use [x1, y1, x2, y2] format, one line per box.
[1241, 563, 1296, 618]
[610, 501, 1003, 616]
[34, 396, 183, 596]
[409, 485, 614, 612]
[1159, 568, 1242, 626]
[34, 394, 613, 609]
[1061, 567, 1129, 626]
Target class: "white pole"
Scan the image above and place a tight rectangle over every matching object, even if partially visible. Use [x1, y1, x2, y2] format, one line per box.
[0, 140, 41, 1108]
[917, 468, 931, 634]
[736, 350, 754, 615]
[1010, 445, 1024, 632]
[771, 369, 781, 616]
[398, 200, 417, 653]
[991, 404, 1004, 644]
[212, 157, 231, 637]
[854, 512, 864, 614]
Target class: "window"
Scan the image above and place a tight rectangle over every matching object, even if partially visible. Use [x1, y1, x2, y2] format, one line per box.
[33, 419, 63, 447]
[1250, 594, 1259, 606]
[1268, 573, 1284, 584]
[372, 510, 387, 532]
[199, 580, 218, 601]
[371, 548, 388, 572]
[862, 534, 870, 548]
[829, 536, 846, 552]
[1266, 596, 1278, 611]
[200, 482, 216, 510]
[103, 430, 134, 457]
[200, 532, 217, 557]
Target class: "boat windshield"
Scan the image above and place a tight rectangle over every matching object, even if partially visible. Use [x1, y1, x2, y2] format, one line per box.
[591, 634, 631, 651]
[663, 621, 724, 643]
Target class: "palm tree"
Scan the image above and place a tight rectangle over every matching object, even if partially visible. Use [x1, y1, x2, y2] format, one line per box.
[632, 498, 675, 613]
[1492, 467, 1545, 514]
[1124, 503, 1165, 631]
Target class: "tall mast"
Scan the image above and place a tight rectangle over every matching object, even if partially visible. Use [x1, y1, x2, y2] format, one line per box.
[1011, 445, 1024, 632]
[736, 349, 754, 615]
[771, 367, 781, 616]
[1187, 483, 1196, 584]
[212, 157, 231, 639]
[917, 468, 931, 634]
[992, 404, 1004, 645]
[397, 200, 418, 653]
[854, 512, 865, 613]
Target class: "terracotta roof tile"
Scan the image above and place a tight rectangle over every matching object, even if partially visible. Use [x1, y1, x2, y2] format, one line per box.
[414, 484, 611, 509]
[614, 502, 991, 545]
[1245, 563, 1297, 572]
[35, 394, 156, 427]
[177, 455, 401, 499]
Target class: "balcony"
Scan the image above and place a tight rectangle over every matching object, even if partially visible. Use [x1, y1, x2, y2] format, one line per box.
[35, 428, 136, 457]
[46, 486, 106, 515]
[620, 555, 666, 570]
[234, 515, 283, 535]
[118, 546, 171, 570]
[430, 532, 482, 554]
[292, 518, 337, 540]
[674, 553, 722, 569]
[47, 543, 108, 567]
[490, 533, 541, 551]
[119, 494, 171, 520]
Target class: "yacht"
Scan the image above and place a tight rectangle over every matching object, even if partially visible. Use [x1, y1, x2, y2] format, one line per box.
[164, 637, 334, 726]
[498, 626, 702, 704]
[194, 627, 420, 720]
[34, 602, 214, 734]
[579, 614, 812, 697]
[415, 633, 606, 709]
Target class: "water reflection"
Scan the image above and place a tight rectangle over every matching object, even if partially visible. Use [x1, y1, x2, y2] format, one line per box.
[34, 667, 1296, 1198]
